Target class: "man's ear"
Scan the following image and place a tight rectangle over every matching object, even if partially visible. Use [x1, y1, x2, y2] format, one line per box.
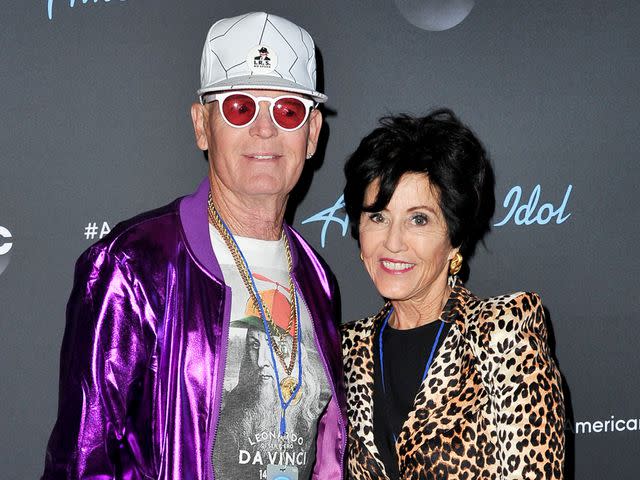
[306, 108, 323, 156]
[190, 102, 209, 151]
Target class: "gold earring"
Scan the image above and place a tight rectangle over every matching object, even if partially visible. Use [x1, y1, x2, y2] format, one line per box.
[359, 252, 364, 261]
[449, 252, 463, 276]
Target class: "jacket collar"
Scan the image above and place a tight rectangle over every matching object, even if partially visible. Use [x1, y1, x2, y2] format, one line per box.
[398, 282, 485, 440]
[178, 178, 310, 285]
[179, 177, 224, 283]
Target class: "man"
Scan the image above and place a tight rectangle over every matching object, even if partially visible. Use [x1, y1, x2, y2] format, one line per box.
[42, 12, 346, 480]
[254, 46, 271, 63]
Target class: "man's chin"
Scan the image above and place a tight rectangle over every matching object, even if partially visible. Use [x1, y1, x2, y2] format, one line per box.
[257, 374, 275, 387]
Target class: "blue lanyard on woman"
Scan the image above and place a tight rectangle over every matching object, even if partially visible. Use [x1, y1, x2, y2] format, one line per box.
[379, 307, 446, 441]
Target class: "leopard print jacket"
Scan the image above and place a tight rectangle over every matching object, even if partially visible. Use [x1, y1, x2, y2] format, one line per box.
[341, 282, 565, 479]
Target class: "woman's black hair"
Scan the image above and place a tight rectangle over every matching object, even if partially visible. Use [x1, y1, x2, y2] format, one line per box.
[343, 108, 495, 259]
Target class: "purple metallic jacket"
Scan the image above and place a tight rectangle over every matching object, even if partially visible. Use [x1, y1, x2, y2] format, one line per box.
[42, 179, 347, 479]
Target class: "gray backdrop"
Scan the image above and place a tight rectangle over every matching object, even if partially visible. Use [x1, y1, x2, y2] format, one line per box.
[1, 1, 639, 478]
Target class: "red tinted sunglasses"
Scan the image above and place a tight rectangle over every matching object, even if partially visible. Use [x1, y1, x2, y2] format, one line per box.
[203, 91, 316, 131]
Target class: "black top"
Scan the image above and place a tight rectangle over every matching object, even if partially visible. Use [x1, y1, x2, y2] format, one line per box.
[372, 307, 453, 479]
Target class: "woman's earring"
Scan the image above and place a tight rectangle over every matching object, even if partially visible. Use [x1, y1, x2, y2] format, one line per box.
[449, 252, 463, 276]
[359, 252, 364, 262]
[306, 152, 314, 160]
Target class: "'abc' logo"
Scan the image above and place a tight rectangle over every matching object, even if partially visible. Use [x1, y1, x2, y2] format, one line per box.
[0, 226, 13, 276]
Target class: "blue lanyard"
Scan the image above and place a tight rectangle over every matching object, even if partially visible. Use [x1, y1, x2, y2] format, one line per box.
[379, 307, 446, 441]
[217, 216, 302, 436]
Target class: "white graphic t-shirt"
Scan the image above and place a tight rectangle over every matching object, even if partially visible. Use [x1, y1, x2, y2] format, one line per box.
[210, 226, 332, 480]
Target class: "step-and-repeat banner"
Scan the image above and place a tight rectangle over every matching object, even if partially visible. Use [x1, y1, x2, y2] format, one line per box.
[1, 1, 638, 478]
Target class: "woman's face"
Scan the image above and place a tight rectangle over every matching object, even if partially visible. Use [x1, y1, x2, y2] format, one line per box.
[359, 173, 458, 304]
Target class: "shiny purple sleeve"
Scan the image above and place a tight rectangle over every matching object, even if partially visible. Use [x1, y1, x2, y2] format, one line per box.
[311, 271, 347, 479]
[42, 246, 153, 479]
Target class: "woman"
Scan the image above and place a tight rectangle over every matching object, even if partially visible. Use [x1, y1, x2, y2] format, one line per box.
[341, 109, 565, 479]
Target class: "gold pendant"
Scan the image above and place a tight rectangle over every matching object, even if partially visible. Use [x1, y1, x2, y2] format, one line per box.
[280, 376, 302, 405]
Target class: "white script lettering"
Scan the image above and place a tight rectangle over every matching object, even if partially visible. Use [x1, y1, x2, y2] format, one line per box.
[494, 184, 572, 227]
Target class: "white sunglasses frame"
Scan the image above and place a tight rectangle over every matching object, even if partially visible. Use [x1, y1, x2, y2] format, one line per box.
[202, 91, 316, 132]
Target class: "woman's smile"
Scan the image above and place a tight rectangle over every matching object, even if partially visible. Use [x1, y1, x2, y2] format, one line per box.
[379, 258, 416, 273]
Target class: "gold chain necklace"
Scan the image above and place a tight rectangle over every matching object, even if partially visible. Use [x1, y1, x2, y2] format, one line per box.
[207, 193, 299, 377]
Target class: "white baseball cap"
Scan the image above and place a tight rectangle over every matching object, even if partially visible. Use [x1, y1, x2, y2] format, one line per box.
[197, 12, 327, 103]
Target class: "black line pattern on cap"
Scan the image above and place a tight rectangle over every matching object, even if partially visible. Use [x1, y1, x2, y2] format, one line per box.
[258, 13, 268, 44]
[251, 14, 269, 77]
[227, 61, 246, 72]
[267, 18, 299, 83]
[209, 50, 228, 79]
[209, 13, 251, 42]
[299, 27, 310, 60]
[208, 13, 252, 80]
[299, 27, 314, 78]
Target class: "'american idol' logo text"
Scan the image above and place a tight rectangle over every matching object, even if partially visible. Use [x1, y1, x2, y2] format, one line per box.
[302, 184, 573, 248]
[301, 195, 348, 248]
[47, 0, 127, 21]
[493, 184, 572, 227]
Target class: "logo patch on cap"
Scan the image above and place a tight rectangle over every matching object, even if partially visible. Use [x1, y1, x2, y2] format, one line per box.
[247, 45, 278, 74]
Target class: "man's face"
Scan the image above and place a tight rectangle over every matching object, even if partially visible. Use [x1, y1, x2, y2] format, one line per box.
[244, 327, 274, 386]
[191, 89, 322, 202]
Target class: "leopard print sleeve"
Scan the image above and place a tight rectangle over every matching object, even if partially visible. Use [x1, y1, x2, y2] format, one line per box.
[473, 292, 565, 479]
